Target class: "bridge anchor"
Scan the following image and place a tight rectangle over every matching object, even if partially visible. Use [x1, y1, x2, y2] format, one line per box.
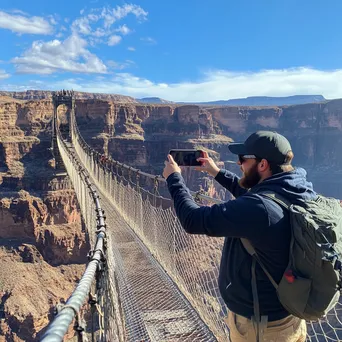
[51, 90, 75, 172]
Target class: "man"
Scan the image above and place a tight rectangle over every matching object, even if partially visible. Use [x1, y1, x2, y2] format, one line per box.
[163, 131, 312, 342]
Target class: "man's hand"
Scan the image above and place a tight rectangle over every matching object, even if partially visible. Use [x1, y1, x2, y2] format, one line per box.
[195, 151, 220, 177]
[163, 154, 181, 179]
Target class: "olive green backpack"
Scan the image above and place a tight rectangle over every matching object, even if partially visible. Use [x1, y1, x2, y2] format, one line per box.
[241, 192, 342, 341]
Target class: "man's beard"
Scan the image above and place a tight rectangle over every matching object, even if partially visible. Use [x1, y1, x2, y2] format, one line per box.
[238, 163, 261, 189]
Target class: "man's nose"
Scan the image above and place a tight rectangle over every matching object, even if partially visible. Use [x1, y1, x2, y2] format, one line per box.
[237, 160, 241, 166]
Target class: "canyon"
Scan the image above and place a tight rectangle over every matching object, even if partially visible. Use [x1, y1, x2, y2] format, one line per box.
[74, 98, 342, 198]
[1, 91, 342, 341]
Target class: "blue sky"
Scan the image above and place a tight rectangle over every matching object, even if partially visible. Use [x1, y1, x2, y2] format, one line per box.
[0, 0, 342, 101]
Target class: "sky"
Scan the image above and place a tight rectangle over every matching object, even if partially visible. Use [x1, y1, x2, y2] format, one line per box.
[0, 0, 342, 101]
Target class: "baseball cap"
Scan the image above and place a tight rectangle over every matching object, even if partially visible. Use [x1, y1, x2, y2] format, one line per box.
[228, 131, 292, 164]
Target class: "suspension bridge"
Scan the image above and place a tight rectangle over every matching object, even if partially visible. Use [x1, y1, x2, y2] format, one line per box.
[40, 91, 342, 342]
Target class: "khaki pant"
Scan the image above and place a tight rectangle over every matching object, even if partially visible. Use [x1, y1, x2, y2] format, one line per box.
[226, 311, 307, 342]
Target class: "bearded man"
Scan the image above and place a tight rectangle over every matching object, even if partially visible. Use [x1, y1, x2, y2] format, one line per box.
[163, 131, 311, 342]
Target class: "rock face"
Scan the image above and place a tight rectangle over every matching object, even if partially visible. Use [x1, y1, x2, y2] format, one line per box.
[1, 93, 342, 340]
[0, 98, 53, 185]
[0, 247, 85, 342]
[0, 189, 88, 342]
[73, 99, 342, 198]
[0, 190, 86, 264]
[0, 95, 90, 341]
[206, 102, 342, 197]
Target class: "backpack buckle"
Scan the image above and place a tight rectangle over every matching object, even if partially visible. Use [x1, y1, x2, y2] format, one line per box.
[284, 269, 295, 283]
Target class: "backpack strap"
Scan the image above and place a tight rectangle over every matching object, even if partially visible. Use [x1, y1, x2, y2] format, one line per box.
[258, 191, 292, 210]
[241, 238, 274, 341]
[240, 238, 279, 289]
[240, 191, 292, 341]
[240, 190, 292, 291]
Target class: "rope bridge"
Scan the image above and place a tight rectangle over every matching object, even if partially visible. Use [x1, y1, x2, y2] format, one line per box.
[41, 96, 342, 342]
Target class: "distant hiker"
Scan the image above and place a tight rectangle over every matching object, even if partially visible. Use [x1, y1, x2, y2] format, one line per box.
[164, 130, 342, 341]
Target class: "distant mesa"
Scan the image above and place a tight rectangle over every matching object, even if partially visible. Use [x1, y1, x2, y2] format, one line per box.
[136, 97, 175, 104]
[138, 95, 326, 106]
[0, 90, 136, 103]
[181, 95, 327, 106]
[0, 91, 327, 106]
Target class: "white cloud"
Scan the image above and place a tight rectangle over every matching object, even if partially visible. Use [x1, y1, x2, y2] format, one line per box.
[115, 24, 131, 35]
[0, 84, 35, 91]
[141, 37, 156, 44]
[0, 70, 10, 80]
[88, 37, 102, 47]
[72, 17, 92, 35]
[101, 4, 147, 28]
[71, 4, 147, 38]
[48, 15, 58, 26]
[10, 9, 28, 16]
[93, 28, 107, 37]
[88, 14, 100, 21]
[0, 79, 53, 91]
[128, 47, 136, 51]
[108, 35, 122, 46]
[0, 10, 54, 35]
[12, 34, 107, 74]
[35, 67, 342, 102]
[107, 60, 135, 70]
[55, 26, 67, 38]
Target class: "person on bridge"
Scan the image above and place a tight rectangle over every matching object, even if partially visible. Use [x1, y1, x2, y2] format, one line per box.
[163, 131, 311, 342]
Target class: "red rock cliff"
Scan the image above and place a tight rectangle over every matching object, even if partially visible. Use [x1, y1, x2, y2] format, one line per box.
[0, 96, 89, 341]
[73, 99, 342, 198]
[0, 187, 88, 341]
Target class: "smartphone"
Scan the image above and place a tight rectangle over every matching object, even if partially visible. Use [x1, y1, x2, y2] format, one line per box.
[169, 149, 204, 166]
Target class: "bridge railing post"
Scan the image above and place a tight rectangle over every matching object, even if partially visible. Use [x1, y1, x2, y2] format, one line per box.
[136, 171, 140, 194]
[153, 176, 159, 208]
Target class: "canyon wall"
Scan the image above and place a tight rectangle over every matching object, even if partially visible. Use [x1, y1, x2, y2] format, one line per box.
[0, 187, 88, 342]
[2, 95, 340, 197]
[74, 99, 342, 198]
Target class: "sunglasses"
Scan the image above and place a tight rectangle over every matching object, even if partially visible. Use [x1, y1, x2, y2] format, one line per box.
[238, 154, 257, 164]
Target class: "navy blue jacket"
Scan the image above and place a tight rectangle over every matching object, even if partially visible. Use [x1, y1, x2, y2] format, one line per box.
[166, 167, 317, 321]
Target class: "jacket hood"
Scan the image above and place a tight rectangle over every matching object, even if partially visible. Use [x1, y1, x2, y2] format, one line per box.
[251, 167, 317, 205]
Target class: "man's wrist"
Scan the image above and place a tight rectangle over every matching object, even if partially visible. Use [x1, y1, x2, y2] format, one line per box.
[166, 171, 181, 181]
[210, 167, 220, 178]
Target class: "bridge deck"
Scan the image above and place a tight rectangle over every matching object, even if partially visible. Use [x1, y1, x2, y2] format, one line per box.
[99, 188, 218, 341]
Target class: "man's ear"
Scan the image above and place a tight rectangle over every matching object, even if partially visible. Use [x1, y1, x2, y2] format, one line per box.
[258, 158, 269, 172]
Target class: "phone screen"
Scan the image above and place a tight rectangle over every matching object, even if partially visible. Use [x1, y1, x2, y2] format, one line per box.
[169, 150, 203, 166]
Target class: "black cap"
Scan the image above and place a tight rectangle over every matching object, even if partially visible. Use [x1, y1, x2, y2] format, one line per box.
[228, 131, 292, 164]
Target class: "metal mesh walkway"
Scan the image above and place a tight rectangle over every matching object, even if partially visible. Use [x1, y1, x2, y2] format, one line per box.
[101, 192, 217, 341]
